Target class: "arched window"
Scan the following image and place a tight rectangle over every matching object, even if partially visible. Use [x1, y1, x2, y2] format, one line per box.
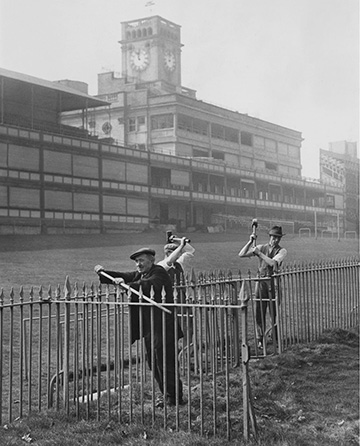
[148, 27, 153, 35]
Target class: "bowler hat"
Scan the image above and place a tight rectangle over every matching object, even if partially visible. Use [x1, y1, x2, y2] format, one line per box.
[268, 226, 285, 237]
[130, 247, 156, 260]
[164, 243, 179, 252]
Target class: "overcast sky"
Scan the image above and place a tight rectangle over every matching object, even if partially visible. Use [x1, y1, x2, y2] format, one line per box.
[0, 0, 358, 178]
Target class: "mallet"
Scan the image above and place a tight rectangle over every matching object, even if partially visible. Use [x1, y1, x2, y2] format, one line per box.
[251, 218, 258, 248]
[99, 271, 171, 314]
[166, 230, 191, 244]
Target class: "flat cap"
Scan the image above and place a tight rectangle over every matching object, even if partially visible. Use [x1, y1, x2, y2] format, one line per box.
[130, 247, 156, 260]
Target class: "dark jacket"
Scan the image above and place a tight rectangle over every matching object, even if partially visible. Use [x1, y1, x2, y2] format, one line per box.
[99, 264, 176, 344]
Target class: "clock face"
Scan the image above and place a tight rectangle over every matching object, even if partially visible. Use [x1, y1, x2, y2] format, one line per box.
[130, 49, 149, 71]
[164, 50, 176, 72]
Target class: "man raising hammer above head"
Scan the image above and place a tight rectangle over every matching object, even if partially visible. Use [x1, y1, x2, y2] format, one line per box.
[238, 225, 287, 350]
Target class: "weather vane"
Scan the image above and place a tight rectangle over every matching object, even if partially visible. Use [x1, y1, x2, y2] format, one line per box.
[145, 1, 155, 13]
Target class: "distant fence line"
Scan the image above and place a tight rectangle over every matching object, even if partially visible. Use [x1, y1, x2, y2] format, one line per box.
[0, 257, 359, 441]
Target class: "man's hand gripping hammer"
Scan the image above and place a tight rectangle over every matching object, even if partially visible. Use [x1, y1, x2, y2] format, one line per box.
[251, 218, 258, 248]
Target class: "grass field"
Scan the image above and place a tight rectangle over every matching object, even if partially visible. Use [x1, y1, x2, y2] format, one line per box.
[0, 231, 359, 297]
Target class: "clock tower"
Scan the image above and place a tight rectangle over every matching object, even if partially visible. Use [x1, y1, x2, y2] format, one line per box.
[119, 16, 182, 87]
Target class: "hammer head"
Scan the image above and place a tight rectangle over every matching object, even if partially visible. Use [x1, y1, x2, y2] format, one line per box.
[252, 218, 258, 228]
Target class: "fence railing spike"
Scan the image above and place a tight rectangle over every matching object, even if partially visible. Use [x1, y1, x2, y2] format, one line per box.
[73, 282, 79, 298]
[56, 284, 61, 299]
[64, 276, 71, 299]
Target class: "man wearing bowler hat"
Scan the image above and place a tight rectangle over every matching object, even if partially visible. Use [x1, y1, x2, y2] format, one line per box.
[238, 225, 287, 349]
[94, 247, 183, 407]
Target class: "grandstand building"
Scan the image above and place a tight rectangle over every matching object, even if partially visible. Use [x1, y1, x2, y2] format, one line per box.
[0, 15, 351, 235]
[320, 141, 359, 235]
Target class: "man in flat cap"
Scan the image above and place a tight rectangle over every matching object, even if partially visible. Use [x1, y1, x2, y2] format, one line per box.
[238, 225, 287, 350]
[94, 247, 183, 407]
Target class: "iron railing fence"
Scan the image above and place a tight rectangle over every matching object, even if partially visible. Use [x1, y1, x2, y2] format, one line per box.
[0, 257, 359, 440]
[0, 277, 257, 440]
[277, 257, 359, 349]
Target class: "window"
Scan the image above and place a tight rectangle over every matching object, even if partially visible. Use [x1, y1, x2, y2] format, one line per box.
[210, 123, 238, 142]
[224, 127, 239, 143]
[241, 132, 253, 146]
[127, 198, 148, 216]
[326, 195, 335, 208]
[151, 114, 174, 130]
[138, 116, 145, 126]
[8, 144, 39, 170]
[128, 116, 145, 132]
[128, 118, 136, 132]
[178, 114, 208, 135]
[151, 166, 171, 187]
[212, 150, 225, 160]
[137, 116, 146, 131]
[211, 123, 224, 139]
[73, 155, 98, 178]
[193, 148, 209, 158]
[265, 162, 277, 171]
[192, 117, 208, 135]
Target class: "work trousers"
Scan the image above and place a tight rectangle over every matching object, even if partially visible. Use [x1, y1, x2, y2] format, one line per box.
[255, 278, 277, 342]
[144, 328, 183, 403]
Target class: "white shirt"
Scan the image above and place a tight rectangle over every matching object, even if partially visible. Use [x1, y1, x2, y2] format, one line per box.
[157, 243, 195, 271]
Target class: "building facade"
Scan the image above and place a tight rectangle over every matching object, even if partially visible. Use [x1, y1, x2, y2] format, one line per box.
[320, 141, 359, 235]
[0, 16, 353, 236]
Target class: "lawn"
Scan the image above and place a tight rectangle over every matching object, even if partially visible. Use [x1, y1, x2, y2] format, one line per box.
[0, 231, 358, 297]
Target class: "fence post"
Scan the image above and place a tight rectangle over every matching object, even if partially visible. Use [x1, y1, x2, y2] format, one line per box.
[240, 281, 257, 442]
[63, 276, 71, 413]
[0, 288, 3, 426]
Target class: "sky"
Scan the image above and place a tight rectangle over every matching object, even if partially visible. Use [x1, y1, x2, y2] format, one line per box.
[0, 0, 359, 179]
